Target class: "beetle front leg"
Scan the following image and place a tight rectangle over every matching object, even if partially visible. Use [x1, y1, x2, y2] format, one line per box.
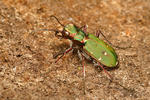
[54, 41, 73, 63]
[54, 47, 73, 63]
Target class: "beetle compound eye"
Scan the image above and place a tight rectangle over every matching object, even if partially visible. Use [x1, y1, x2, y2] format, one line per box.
[65, 31, 69, 35]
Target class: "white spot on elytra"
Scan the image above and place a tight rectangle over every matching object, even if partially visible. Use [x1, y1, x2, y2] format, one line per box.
[98, 57, 102, 61]
[104, 52, 107, 56]
[116, 61, 118, 65]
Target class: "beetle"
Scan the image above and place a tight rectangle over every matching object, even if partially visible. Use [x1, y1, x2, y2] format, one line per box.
[48, 15, 118, 79]
[31, 16, 136, 95]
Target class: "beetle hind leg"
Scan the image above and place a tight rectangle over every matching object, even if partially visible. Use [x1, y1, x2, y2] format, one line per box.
[96, 30, 131, 49]
[93, 60, 113, 80]
[96, 30, 115, 47]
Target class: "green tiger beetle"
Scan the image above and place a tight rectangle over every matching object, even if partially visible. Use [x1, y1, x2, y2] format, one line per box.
[49, 15, 118, 79]
[33, 15, 128, 93]
[32, 15, 135, 95]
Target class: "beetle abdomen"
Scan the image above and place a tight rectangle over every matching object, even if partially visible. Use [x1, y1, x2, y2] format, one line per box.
[83, 33, 118, 67]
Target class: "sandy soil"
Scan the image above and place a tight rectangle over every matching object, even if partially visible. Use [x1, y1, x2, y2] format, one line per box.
[0, 0, 150, 99]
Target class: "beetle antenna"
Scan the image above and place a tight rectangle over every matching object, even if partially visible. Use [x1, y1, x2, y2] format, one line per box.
[31, 29, 57, 34]
[31, 28, 63, 38]
[50, 15, 65, 27]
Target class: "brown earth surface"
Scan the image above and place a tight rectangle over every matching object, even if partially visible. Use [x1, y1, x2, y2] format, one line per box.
[0, 0, 150, 100]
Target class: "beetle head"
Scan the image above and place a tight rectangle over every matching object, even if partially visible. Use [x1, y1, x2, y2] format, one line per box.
[54, 24, 76, 39]
[50, 15, 77, 39]
[63, 24, 77, 37]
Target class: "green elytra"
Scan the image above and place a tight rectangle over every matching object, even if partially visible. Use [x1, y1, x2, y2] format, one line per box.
[65, 24, 118, 67]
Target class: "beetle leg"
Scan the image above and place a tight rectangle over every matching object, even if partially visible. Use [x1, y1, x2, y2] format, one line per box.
[82, 51, 92, 61]
[80, 25, 88, 37]
[53, 51, 65, 59]
[95, 30, 100, 38]
[55, 47, 73, 63]
[77, 50, 85, 77]
[77, 50, 86, 94]
[55, 41, 73, 63]
[97, 62, 113, 79]
[81, 53, 85, 82]
[96, 30, 114, 46]
[80, 25, 87, 32]
[93, 60, 113, 79]
[81, 53, 86, 95]
[77, 50, 92, 62]
[77, 50, 82, 61]
[96, 30, 131, 49]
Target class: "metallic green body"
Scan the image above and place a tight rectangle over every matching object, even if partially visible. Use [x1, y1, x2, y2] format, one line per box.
[65, 24, 118, 67]
[65, 24, 85, 42]
[83, 33, 118, 67]
[65, 24, 77, 34]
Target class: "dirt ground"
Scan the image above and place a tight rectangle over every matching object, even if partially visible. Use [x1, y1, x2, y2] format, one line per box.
[0, 0, 150, 100]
